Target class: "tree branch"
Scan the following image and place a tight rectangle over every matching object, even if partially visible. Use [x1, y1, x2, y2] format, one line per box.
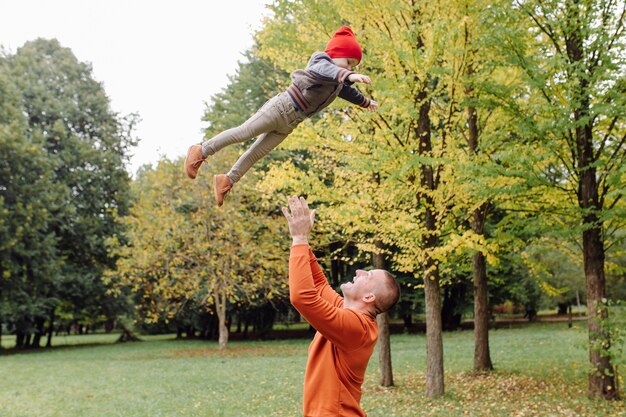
[522, 0, 564, 56]
[604, 215, 626, 252]
[375, 113, 406, 147]
[594, 115, 619, 160]
[590, 1, 625, 72]
[602, 131, 626, 175]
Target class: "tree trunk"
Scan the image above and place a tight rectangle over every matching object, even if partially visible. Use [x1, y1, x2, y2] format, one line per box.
[558, 303, 569, 315]
[583, 223, 617, 399]
[441, 282, 465, 331]
[564, 0, 618, 399]
[46, 308, 55, 348]
[215, 286, 229, 349]
[15, 331, 24, 349]
[186, 325, 195, 339]
[577, 143, 616, 398]
[472, 250, 493, 371]
[116, 322, 141, 343]
[568, 305, 573, 329]
[373, 240, 394, 387]
[424, 259, 444, 397]
[465, 60, 494, 372]
[32, 317, 45, 348]
[422, 175, 445, 397]
[377, 313, 394, 386]
[23, 333, 32, 348]
[403, 313, 413, 329]
[0, 289, 2, 348]
[471, 207, 493, 371]
[416, 81, 444, 398]
[104, 318, 115, 333]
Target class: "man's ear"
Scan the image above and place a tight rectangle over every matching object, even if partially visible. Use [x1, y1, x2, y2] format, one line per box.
[362, 293, 376, 304]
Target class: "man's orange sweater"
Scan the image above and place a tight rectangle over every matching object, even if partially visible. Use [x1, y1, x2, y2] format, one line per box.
[289, 244, 378, 417]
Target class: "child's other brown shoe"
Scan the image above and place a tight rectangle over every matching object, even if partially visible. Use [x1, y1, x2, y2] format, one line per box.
[214, 174, 232, 207]
[185, 145, 205, 179]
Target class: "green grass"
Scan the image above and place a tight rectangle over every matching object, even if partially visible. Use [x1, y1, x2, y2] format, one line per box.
[0, 322, 624, 417]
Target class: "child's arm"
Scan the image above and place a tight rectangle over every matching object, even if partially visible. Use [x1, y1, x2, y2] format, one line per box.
[307, 53, 353, 83]
[338, 84, 378, 112]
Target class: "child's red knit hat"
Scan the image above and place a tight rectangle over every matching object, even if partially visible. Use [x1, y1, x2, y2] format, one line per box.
[324, 26, 362, 63]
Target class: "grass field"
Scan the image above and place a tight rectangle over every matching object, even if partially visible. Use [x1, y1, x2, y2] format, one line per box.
[0, 322, 624, 417]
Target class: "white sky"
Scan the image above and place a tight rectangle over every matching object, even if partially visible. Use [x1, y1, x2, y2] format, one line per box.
[0, 0, 271, 175]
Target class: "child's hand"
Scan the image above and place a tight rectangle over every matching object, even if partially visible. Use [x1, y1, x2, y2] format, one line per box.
[347, 73, 371, 84]
[367, 100, 379, 112]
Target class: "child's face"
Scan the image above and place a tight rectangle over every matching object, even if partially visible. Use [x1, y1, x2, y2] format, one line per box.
[332, 57, 360, 70]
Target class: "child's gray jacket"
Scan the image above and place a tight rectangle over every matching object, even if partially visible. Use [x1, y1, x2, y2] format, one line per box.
[287, 52, 371, 117]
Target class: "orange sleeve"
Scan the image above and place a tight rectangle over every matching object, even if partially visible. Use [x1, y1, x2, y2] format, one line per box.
[308, 247, 343, 308]
[290, 244, 368, 350]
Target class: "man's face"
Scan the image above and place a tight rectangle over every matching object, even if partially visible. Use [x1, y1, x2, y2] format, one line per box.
[340, 269, 383, 301]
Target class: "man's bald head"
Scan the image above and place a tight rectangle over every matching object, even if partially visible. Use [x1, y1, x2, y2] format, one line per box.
[372, 270, 400, 315]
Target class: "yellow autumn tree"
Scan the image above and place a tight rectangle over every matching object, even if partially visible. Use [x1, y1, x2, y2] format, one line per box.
[107, 155, 287, 349]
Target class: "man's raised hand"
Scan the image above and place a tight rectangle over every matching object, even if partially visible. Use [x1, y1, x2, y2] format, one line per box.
[281, 196, 316, 245]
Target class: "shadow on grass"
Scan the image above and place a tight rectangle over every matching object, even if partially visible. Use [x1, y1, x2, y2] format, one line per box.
[0, 340, 128, 356]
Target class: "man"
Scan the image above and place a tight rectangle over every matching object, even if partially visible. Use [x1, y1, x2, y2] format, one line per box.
[281, 196, 400, 417]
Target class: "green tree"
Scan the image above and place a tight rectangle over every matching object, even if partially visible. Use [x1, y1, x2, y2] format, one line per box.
[0, 60, 61, 348]
[1, 38, 136, 347]
[493, 0, 626, 399]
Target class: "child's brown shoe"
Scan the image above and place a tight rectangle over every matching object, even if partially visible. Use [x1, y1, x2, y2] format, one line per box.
[185, 145, 205, 179]
[214, 174, 232, 207]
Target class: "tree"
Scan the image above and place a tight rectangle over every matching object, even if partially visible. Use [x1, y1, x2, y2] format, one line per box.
[494, 0, 626, 399]
[251, 0, 625, 399]
[457, 0, 495, 372]
[0, 60, 61, 348]
[108, 156, 288, 349]
[201, 45, 293, 346]
[1, 38, 136, 347]
[256, 0, 509, 397]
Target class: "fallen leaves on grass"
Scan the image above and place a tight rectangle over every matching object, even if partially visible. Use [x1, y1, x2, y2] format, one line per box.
[169, 344, 305, 359]
[362, 371, 625, 417]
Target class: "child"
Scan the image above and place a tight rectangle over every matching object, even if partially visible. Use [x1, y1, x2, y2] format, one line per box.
[185, 26, 378, 206]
